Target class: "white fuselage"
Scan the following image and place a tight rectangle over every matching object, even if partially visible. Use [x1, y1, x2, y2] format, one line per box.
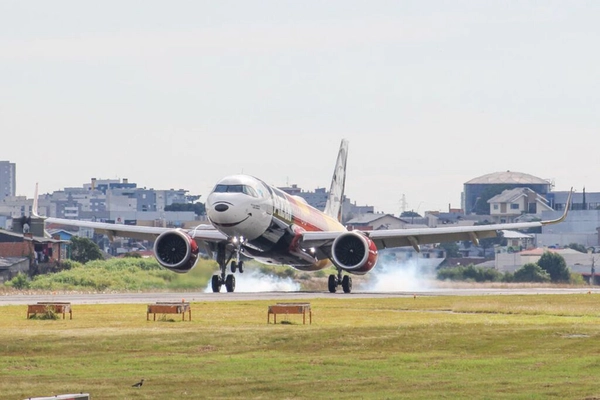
[206, 174, 346, 269]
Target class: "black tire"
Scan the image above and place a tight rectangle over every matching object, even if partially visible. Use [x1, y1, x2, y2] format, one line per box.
[342, 275, 352, 293]
[211, 275, 221, 293]
[238, 261, 244, 273]
[328, 274, 337, 293]
[225, 274, 236, 293]
[230, 261, 237, 273]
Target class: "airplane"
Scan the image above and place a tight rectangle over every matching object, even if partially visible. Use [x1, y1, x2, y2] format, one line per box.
[34, 139, 572, 293]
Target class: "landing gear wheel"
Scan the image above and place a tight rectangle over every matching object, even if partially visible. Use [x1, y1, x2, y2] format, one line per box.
[328, 274, 337, 293]
[225, 274, 236, 292]
[342, 275, 352, 293]
[231, 261, 237, 273]
[238, 261, 244, 273]
[211, 275, 222, 293]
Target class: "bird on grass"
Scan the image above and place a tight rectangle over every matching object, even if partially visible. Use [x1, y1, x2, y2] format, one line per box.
[132, 379, 145, 388]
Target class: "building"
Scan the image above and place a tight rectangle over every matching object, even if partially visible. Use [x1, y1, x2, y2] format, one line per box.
[279, 184, 374, 224]
[0, 161, 16, 201]
[279, 185, 329, 211]
[0, 257, 29, 283]
[35, 178, 200, 224]
[487, 187, 554, 223]
[501, 230, 535, 250]
[463, 171, 552, 214]
[546, 190, 600, 211]
[533, 209, 600, 248]
[0, 230, 64, 276]
[494, 247, 591, 274]
[346, 213, 417, 231]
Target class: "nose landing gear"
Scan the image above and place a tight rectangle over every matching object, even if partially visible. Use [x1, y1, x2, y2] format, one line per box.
[211, 241, 244, 293]
[231, 260, 244, 273]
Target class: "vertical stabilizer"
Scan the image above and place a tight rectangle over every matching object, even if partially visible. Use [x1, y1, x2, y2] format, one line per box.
[324, 139, 349, 221]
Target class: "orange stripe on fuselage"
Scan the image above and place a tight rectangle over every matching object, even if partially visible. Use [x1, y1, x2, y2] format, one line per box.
[269, 191, 346, 272]
[284, 193, 346, 233]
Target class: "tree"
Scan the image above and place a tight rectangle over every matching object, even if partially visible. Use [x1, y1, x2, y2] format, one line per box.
[513, 263, 551, 283]
[537, 252, 570, 282]
[400, 211, 421, 218]
[69, 236, 104, 264]
[567, 243, 587, 253]
[437, 242, 461, 258]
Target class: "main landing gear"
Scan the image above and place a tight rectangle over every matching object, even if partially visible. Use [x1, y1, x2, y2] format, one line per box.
[328, 268, 352, 294]
[211, 242, 244, 293]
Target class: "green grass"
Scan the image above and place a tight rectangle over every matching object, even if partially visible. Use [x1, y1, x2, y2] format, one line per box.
[2, 295, 600, 399]
[9, 258, 304, 292]
[20, 258, 217, 291]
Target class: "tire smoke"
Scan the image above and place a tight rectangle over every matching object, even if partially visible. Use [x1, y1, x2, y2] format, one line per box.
[358, 256, 436, 292]
[204, 269, 300, 293]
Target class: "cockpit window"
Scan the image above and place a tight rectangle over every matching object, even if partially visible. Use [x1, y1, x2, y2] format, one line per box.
[213, 184, 259, 198]
[243, 186, 259, 197]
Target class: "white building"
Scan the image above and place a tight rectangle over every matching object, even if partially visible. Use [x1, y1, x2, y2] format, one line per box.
[488, 187, 554, 223]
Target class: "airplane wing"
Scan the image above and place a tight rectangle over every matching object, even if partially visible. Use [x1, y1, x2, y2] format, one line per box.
[301, 190, 572, 254]
[44, 217, 227, 244]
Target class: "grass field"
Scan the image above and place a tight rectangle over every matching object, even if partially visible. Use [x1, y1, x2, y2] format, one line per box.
[2, 294, 600, 399]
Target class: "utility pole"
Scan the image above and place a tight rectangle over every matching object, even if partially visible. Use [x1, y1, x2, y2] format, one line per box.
[400, 194, 407, 214]
[588, 248, 596, 286]
[591, 256, 595, 286]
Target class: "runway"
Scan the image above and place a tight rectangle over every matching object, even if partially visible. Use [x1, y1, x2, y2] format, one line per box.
[2, 287, 600, 305]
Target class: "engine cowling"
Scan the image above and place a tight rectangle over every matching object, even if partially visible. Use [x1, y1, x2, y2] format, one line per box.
[331, 231, 378, 274]
[153, 230, 200, 273]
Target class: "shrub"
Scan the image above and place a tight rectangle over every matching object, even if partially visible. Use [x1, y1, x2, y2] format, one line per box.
[122, 252, 142, 258]
[57, 259, 81, 271]
[570, 272, 586, 285]
[514, 263, 551, 283]
[436, 265, 502, 282]
[29, 306, 59, 320]
[5, 273, 30, 289]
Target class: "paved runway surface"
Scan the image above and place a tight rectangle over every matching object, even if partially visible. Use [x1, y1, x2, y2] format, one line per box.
[2, 287, 600, 305]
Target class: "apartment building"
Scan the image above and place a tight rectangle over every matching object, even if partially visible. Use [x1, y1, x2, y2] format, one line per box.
[0, 161, 16, 201]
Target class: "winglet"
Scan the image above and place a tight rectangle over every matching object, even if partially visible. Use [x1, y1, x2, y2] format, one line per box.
[541, 187, 572, 226]
[31, 183, 43, 218]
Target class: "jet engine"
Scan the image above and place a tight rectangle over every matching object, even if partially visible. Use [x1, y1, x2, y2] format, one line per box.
[153, 230, 200, 273]
[331, 231, 378, 274]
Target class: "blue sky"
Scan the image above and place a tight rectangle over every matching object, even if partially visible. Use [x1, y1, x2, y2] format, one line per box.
[1, 1, 598, 214]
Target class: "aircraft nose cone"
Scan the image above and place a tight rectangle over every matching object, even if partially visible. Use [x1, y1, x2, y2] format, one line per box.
[214, 204, 229, 212]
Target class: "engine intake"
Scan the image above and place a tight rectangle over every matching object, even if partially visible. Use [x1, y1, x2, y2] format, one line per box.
[153, 230, 200, 273]
[331, 231, 378, 274]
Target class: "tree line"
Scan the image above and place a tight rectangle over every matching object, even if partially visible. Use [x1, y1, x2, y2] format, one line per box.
[437, 252, 575, 283]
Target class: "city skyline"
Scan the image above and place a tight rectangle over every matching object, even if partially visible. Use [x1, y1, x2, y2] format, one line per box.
[1, 2, 597, 212]
[1, 164, 576, 218]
